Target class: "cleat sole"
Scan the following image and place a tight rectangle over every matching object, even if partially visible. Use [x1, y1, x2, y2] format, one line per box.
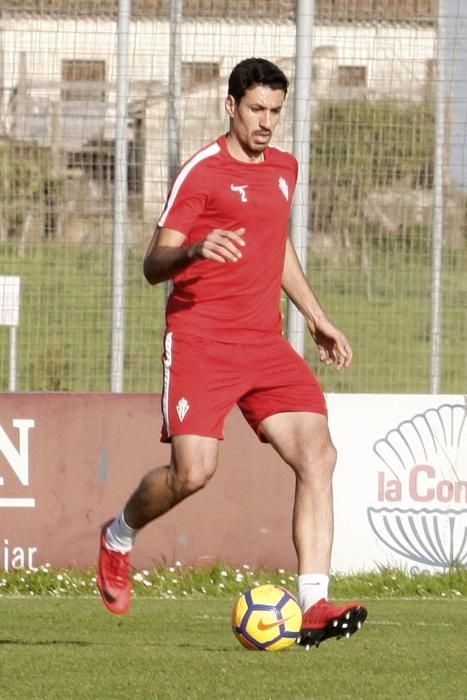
[299, 605, 367, 649]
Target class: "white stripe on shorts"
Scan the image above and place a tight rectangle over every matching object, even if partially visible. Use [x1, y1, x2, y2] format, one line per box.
[162, 331, 173, 437]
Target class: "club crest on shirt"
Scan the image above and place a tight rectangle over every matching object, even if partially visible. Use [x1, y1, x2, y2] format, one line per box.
[278, 177, 289, 201]
[176, 397, 190, 422]
[230, 184, 248, 202]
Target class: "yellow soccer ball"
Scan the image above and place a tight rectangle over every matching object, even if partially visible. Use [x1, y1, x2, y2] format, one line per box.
[231, 584, 302, 651]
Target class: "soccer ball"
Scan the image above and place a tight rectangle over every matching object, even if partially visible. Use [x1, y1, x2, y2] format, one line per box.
[231, 584, 302, 651]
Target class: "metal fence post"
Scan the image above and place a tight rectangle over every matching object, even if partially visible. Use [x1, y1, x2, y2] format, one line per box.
[288, 0, 314, 356]
[111, 0, 131, 392]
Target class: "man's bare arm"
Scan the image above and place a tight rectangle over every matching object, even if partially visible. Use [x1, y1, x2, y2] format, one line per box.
[143, 227, 246, 285]
[282, 238, 353, 370]
[282, 238, 326, 327]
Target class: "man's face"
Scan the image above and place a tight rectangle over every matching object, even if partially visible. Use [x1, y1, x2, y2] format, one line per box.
[225, 84, 285, 161]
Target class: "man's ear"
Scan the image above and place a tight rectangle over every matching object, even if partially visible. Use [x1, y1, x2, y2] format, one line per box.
[225, 94, 236, 118]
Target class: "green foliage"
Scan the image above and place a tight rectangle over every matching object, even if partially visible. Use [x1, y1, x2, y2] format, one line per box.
[33, 348, 72, 391]
[332, 564, 467, 599]
[310, 100, 435, 240]
[0, 141, 65, 237]
[313, 99, 434, 190]
[1, 563, 465, 599]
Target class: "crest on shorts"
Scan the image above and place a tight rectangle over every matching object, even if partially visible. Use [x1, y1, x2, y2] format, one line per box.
[176, 397, 190, 422]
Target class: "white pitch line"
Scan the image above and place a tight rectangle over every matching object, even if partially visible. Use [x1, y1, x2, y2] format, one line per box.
[367, 620, 401, 626]
[367, 619, 454, 628]
[414, 621, 454, 628]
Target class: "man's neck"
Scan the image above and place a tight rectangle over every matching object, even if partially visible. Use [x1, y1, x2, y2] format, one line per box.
[225, 134, 265, 163]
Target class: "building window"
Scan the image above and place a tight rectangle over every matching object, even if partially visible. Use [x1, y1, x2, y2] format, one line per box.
[337, 65, 367, 88]
[182, 62, 220, 89]
[61, 60, 106, 101]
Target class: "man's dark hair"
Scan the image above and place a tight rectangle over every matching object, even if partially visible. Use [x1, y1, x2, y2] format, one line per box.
[228, 58, 289, 103]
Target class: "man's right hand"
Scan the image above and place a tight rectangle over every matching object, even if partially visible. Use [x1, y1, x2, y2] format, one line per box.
[192, 228, 246, 264]
[144, 226, 247, 285]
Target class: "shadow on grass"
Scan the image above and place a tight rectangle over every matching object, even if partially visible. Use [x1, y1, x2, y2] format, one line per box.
[177, 643, 236, 652]
[0, 639, 91, 646]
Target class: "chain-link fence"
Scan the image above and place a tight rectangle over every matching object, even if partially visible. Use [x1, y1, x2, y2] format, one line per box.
[0, 0, 465, 394]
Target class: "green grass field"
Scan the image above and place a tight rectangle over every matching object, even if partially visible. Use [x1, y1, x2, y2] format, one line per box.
[1, 566, 466, 699]
[0, 243, 466, 393]
[1, 596, 466, 700]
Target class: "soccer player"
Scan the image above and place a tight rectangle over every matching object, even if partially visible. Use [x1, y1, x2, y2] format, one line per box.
[97, 57, 367, 648]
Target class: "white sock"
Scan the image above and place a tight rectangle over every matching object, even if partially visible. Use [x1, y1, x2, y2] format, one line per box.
[298, 574, 330, 612]
[105, 512, 137, 553]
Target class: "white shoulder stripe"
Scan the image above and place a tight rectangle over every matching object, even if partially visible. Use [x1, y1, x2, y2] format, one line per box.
[158, 142, 221, 227]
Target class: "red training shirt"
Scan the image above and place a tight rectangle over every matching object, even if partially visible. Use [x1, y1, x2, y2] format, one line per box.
[158, 134, 298, 343]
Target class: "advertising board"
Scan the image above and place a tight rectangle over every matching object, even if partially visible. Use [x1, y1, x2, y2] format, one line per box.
[0, 393, 465, 573]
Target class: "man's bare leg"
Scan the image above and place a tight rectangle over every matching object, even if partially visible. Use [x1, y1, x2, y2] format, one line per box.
[259, 411, 367, 648]
[259, 412, 335, 579]
[124, 435, 220, 528]
[97, 435, 219, 614]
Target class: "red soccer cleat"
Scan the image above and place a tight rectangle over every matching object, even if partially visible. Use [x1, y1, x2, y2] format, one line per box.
[96, 520, 132, 615]
[299, 598, 367, 650]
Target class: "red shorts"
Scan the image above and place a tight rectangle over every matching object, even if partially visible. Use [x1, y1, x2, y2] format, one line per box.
[160, 331, 327, 443]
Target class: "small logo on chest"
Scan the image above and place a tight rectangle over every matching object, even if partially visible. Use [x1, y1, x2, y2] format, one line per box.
[230, 184, 248, 202]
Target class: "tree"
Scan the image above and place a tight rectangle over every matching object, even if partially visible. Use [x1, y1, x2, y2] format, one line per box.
[310, 100, 435, 245]
[0, 141, 65, 244]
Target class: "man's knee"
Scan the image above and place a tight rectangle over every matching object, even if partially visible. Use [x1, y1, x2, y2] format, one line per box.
[169, 435, 219, 498]
[171, 461, 214, 498]
[295, 440, 337, 481]
[323, 441, 337, 474]
[170, 454, 217, 498]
